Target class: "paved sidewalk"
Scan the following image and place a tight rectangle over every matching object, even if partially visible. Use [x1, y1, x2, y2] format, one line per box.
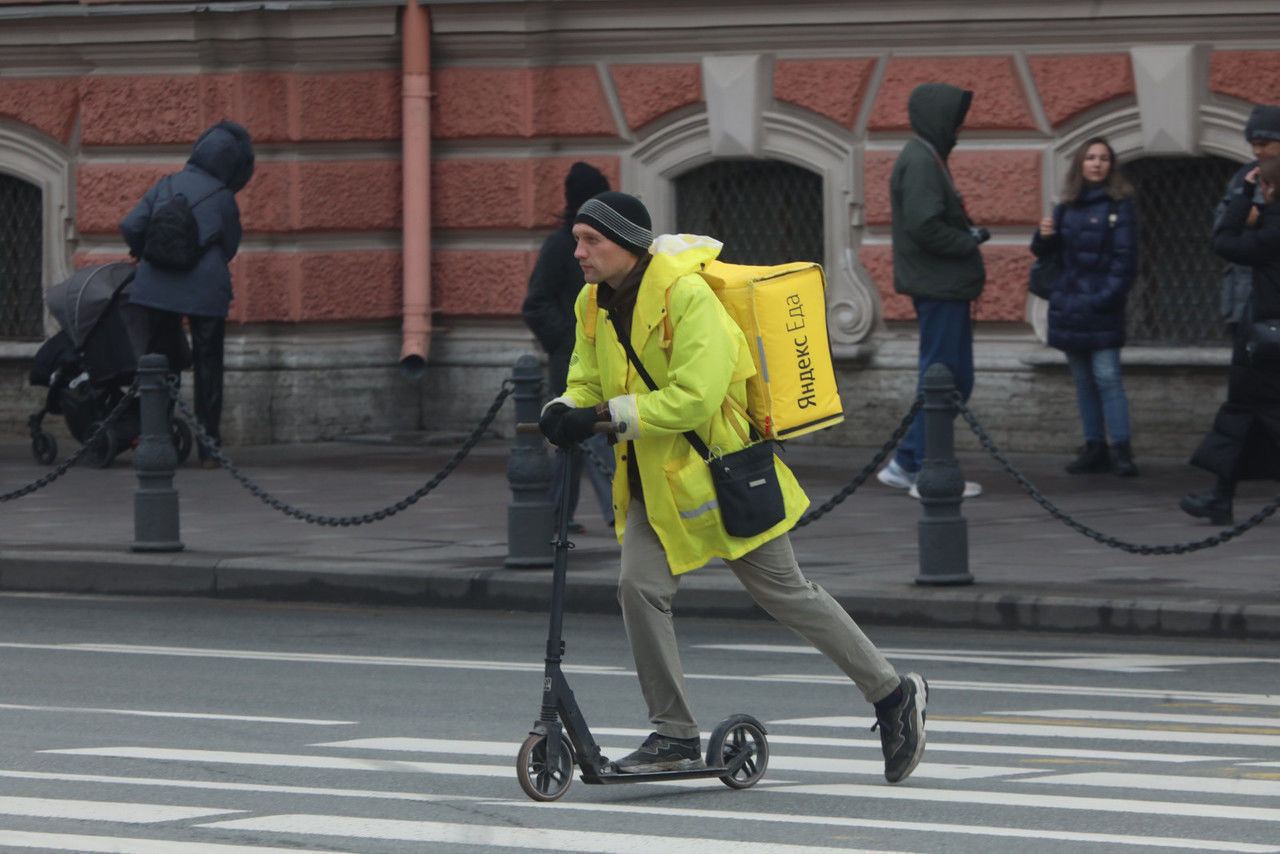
[1, 433, 1277, 638]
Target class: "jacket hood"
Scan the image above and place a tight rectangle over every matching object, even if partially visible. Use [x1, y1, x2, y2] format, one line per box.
[647, 233, 723, 282]
[907, 83, 973, 157]
[188, 120, 255, 192]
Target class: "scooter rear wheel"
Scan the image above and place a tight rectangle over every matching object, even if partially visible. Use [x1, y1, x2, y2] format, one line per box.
[516, 732, 574, 802]
[707, 714, 769, 789]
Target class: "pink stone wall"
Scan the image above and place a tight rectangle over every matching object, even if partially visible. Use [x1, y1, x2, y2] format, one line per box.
[610, 63, 702, 131]
[1209, 50, 1280, 103]
[868, 56, 1036, 131]
[432, 155, 621, 230]
[1028, 53, 1135, 127]
[0, 77, 80, 144]
[432, 250, 536, 316]
[432, 66, 618, 139]
[774, 58, 877, 130]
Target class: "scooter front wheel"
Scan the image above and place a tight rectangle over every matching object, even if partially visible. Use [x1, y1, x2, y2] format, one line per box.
[707, 714, 769, 789]
[516, 732, 575, 802]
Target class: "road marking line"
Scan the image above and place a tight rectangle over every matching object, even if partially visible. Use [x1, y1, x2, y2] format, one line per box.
[489, 797, 1280, 852]
[200, 814, 903, 853]
[0, 795, 236, 823]
[0, 769, 487, 803]
[988, 709, 1280, 728]
[772, 716, 1280, 746]
[0, 641, 623, 674]
[1022, 771, 1280, 798]
[315, 737, 1030, 781]
[760, 678, 1280, 706]
[769, 782, 1280, 823]
[0, 829, 342, 853]
[40, 747, 513, 777]
[0, 702, 351, 726]
[700, 645, 1280, 671]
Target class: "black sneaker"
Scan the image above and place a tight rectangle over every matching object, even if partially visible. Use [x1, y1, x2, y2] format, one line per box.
[871, 673, 928, 784]
[612, 732, 704, 773]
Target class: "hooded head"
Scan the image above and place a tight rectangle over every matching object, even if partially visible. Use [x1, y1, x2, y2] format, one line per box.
[562, 162, 610, 223]
[188, 120, 255, 192]
[907, 82, 973, 158]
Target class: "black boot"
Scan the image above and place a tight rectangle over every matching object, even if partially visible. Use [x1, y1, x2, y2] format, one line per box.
[1111, 441, 1138, 477]
[1066, 440, 1110, 474]
[1179, 477, 1234, 525]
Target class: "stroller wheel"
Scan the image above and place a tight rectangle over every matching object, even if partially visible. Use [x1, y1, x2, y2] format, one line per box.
[84, 422, 118, 469]
[31, 432, 57, 466]
[170, 418, 193, 464]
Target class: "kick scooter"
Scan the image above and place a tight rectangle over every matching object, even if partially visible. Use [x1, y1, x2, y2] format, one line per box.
[514, 423, 769, 802]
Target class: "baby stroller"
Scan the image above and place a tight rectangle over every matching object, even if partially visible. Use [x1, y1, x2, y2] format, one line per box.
[27, 262, 192, 468]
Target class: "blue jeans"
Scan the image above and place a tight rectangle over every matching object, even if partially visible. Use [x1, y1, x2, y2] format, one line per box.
[894, 299, 975, 473]
[1066, 348, 1130, 444]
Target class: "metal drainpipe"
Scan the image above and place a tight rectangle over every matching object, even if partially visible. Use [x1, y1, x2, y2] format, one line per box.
[399, 0, 431, 379]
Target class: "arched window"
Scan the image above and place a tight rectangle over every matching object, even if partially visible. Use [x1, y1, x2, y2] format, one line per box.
[1125, 155, 1240, 345]
[0, 172, 44, 339]
[675, 160, 823, 265]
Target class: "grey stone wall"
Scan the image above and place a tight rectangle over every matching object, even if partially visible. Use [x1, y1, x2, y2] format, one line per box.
[1, 320, 1233, 460]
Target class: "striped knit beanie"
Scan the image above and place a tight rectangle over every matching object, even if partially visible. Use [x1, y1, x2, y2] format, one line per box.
[574, 191, 653, 256]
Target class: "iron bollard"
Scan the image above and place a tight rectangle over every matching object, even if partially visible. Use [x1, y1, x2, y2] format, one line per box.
[506, 355, 553, 568]
[914, 362, 973, 585]
[132, 353, 183, 552]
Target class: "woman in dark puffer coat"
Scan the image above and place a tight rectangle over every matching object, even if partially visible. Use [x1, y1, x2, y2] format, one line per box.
[1031, 136, 1140, 476]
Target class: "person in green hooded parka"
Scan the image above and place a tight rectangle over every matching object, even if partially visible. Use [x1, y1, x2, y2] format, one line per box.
[538, 191, 928, 784]
[878, 83, 987, 496]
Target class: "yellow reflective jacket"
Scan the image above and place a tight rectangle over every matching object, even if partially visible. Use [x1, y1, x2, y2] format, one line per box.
[553, 234, 810, 575]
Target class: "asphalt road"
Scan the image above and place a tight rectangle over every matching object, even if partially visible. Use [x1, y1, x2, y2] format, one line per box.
[0, 593, 1276, 853]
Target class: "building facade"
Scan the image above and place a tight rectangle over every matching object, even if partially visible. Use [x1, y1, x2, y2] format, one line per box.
[2, 0, 1278, 454]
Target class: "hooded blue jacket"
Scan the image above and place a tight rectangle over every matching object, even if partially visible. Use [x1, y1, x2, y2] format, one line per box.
[1031, 186, 1137, 352]
[119, 120, 255, 318]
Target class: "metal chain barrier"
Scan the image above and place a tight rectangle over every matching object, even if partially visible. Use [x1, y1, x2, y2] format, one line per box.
[955, 396, 1279, 554]
[168, 378, 515, 526]
[0, 381, 140, 503]
[793, 396, 924, 528]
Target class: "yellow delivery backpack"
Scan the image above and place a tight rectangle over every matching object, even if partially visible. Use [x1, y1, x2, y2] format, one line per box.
[582, 259, 844, 441]
[696, 260, 844, 440]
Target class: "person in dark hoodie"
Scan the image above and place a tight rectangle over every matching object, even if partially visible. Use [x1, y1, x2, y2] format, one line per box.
[878, 82, 986, 497]
[1181, 156, 1280, 524]
[1215, 104, 1280, 332]
[120, 120, 255, 467]
[522, 162, 615, 530]
[1031, 136, 1140, 477]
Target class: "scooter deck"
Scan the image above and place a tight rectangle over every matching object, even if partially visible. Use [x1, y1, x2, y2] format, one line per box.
[581, 765, 732, 785]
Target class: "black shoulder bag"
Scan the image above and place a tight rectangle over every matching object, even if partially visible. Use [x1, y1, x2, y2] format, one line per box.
[609, 312, 786, 539]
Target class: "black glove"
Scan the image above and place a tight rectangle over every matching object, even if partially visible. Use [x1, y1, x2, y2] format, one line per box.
[538, 403, 571, 446]
[970, 226, 991, 245]
[559, 406, 600, 447]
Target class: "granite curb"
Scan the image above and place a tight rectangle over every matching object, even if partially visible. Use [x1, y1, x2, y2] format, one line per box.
[1, 550, 1276, 640]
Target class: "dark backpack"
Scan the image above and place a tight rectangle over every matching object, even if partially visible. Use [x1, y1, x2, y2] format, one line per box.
[142, 177, 222, 271]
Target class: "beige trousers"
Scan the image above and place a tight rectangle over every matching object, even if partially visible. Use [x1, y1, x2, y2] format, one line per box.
[618, 500, 901, 739]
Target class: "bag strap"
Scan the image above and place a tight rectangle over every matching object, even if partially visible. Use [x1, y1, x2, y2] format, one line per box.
[608, 310, 714, 461]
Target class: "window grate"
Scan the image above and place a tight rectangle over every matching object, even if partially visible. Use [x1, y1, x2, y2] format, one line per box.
[0, 173, 44, 339]
[1125, 156, 1239, 345]
[675, 160, 823, 265]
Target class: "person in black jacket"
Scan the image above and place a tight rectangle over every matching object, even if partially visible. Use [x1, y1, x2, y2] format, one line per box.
[120, 120, 254, 466]
[1031, 136, 1139, 476]
[522, 163, 614, 530]
[1181, 157, 1280, 524]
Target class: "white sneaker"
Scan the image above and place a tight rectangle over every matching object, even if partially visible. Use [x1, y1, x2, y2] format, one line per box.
[876, 460, 918, 489]
[908, 481, 983, 499]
